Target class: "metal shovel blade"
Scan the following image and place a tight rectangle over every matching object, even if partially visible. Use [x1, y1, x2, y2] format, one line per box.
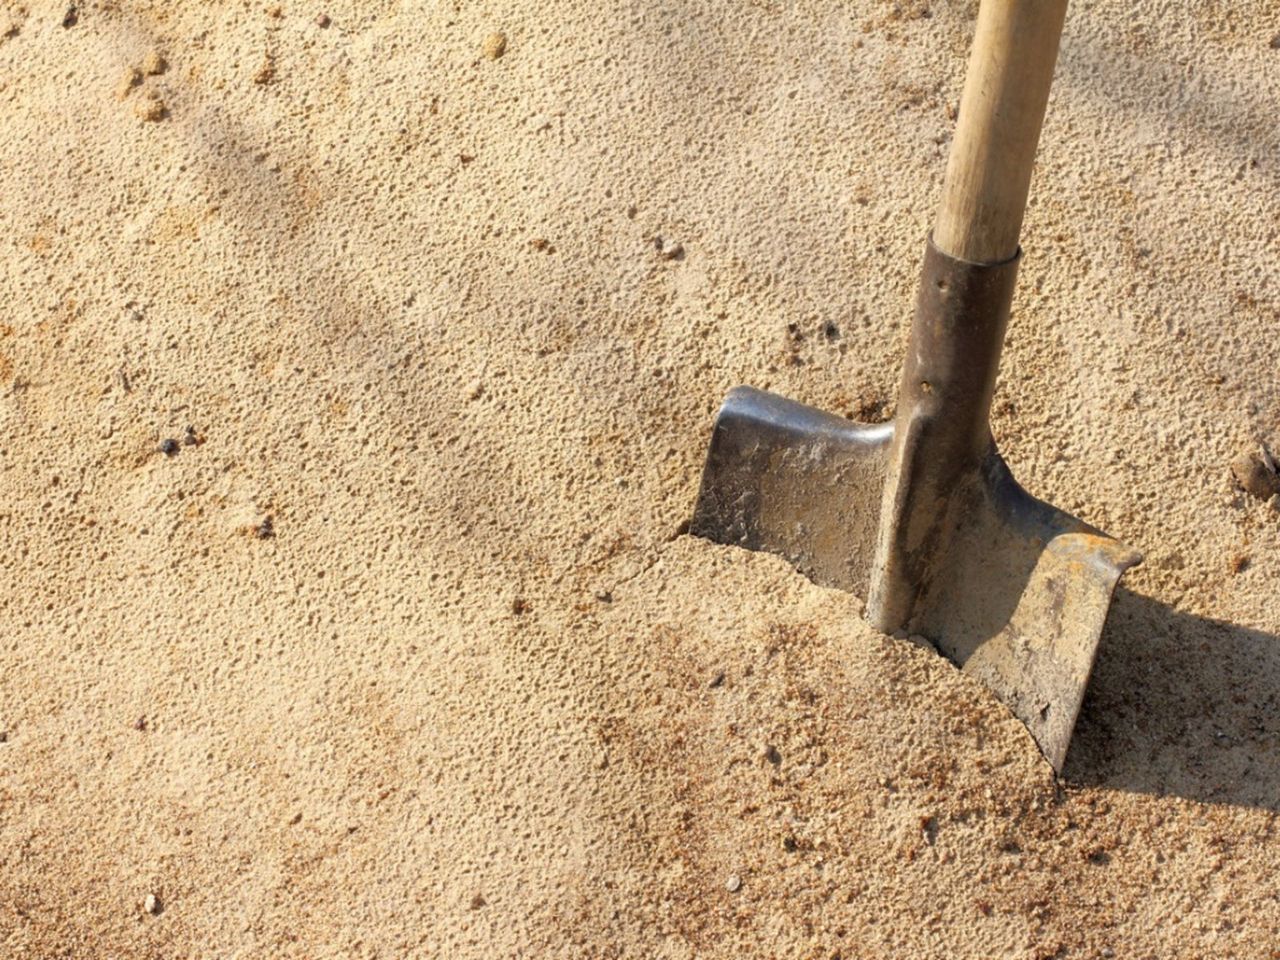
[690, 385, 1140, 772]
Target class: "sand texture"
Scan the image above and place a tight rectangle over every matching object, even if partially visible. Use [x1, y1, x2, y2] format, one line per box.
[2, 0, 1279, 956]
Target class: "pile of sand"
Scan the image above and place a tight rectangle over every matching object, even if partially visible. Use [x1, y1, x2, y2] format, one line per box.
[1, 0, 1277, 955]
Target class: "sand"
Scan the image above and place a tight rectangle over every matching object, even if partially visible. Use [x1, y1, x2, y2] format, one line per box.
[1, 0, 1278, 956]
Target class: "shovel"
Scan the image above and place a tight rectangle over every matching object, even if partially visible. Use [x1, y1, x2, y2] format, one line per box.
[690, 0, 1139, 772]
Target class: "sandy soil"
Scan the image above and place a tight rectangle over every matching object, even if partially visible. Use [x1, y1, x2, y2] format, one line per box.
[2, 0, 1279, 956]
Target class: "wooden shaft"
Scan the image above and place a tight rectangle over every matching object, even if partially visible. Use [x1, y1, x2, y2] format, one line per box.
[933, 0, 1068, 264]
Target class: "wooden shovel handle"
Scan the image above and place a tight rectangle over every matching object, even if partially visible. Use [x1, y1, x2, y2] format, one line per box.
[933, 0, 1069, 264]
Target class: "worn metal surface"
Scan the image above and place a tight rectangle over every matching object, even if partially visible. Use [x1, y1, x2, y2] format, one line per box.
[691, 238, 1140, 773]
[868, 240, 1022, 632]
[690, 387, 892, 592]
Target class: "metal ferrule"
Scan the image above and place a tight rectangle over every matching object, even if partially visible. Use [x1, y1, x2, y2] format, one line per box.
[868, 237, 1022, 631]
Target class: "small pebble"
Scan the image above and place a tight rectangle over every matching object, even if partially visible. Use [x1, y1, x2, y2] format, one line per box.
[144, 893, 160, 915]
[1229, 444, 1279, 500]
[594, 590, 613, 603]
[0, 730, 8, 743]
[764, 744, 782, 766]
[134, 716, 147, 731]
[255, 516, 275, 540]
[159, 438, 180, 456]
[725, 874, 741, 893]
[315, 13, 331, 28]
[482, 32, 507, 59]
[182, 426, 201, 446]
[141, 49, 166, 75]
[921, 815, 939, 845]
[469, 893, 487, 910]
[708, 670, 725, 688]
[61, 5, 78, 28]
[655, 236, 684, 261]
[1271, 34, 1280, 50]
[134, 94, 166, 122]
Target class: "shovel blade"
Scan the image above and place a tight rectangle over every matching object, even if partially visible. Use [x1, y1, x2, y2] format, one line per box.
[690, 386, 891, 594]
[913, 453, 1141, 772]
[691, 386, 1140, 772]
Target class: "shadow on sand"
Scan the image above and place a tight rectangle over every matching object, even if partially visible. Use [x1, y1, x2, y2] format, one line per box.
[1064, 587, 1280, 812]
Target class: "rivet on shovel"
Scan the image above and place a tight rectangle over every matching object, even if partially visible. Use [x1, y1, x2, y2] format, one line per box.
[690, 0, 1140, 773]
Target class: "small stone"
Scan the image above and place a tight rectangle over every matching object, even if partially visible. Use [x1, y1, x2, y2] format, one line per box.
[159, 438, 180, 456]
[469, 893, 487, 910]
[0, 730, 8, 743]
[1271, 34, 1280, 50]
[466, 380, 484, 401]
[655, 236, 684, 261]
[920, 815, 938, 845]
[134, 94, 166, 122]
[182, 426, 201, 446]
[725, 874, 741, 893]
[144, 893, 160, 915]
[482, 32, 507, 59]
[594, 590, 613, 603]
[1230, 444, 1280, 501]
[255, 516, 275, 540]
[61, 5, 78, 28]
[708, 670, 725, 689]
[511, 597, 529, 615]
[315, 13, 331, 28]
[115, 66, 142, 100]
[764, 744, 782, 766]
[141, 49, 167, 75]
[266, 4, 283, 18]
[134, 716, 147, 731]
